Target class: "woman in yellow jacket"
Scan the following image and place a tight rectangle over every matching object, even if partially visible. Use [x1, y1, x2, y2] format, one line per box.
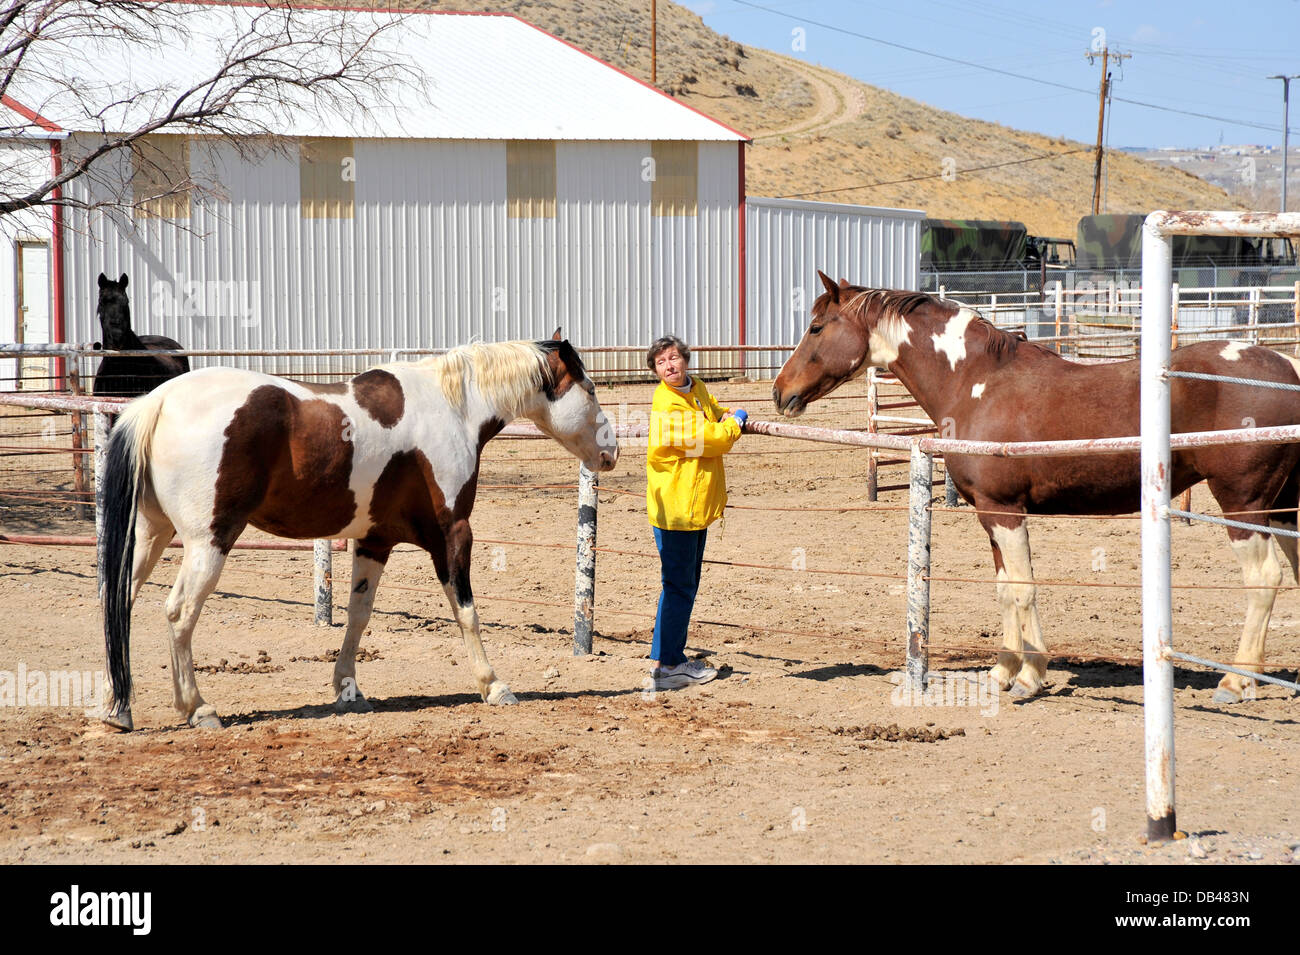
[645, 335, 746, 691]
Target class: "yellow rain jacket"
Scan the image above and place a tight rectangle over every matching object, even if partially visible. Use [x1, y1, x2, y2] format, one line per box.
[646, 377, 742, 531]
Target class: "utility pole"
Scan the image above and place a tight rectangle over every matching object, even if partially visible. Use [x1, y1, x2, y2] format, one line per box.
[1086, 47, 1130, 215]
[651, 0, 657, 85]
[1268, 74, 1299, 212]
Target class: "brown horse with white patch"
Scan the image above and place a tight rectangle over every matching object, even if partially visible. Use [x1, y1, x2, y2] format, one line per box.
[98, 334, 618, 730]
[774, 272, 1300, 702]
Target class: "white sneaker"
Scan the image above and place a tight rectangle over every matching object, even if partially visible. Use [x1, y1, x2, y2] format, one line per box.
[653, 659, 718, 691]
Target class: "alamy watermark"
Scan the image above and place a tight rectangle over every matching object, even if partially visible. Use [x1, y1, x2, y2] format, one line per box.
[151, 278, 261, 329]
[0, 665, 104, 708]
[49, 885, 151, 935]
[889, 670, 998, 717]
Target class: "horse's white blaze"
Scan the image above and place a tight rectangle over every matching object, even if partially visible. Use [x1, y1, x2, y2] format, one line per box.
[931, 308, 975, 371]
[971, 382, 986, 400]
[868, 316, 912, 367]
[539, 384, 616, 470]
[548, 383, 593, 434]
[1219, 340, 1251, 361]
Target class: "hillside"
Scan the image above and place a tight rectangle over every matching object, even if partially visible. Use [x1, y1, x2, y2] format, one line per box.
[408, 0, 1244, 238]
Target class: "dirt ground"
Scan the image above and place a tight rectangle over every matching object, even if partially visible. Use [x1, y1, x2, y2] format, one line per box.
[1, 379, 1298, 865]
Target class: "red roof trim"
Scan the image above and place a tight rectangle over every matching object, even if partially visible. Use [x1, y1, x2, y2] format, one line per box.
[158, 1, 751, 141]
[507, 14, 751, 142]
[1, 94, 62, 132]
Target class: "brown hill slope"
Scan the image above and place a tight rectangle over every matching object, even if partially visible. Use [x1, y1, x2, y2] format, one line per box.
[412, 0, 1246, 236]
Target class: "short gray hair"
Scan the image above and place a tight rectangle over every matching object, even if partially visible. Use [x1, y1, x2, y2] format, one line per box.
[647, 335, 690, 371]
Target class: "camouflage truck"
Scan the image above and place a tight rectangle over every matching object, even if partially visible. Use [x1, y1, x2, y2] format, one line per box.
[920, 219, 1029, 272]
[1076, 213, 1297, 322]
[1076, 213, 1292, 274]
[919, 219, 1074, 313]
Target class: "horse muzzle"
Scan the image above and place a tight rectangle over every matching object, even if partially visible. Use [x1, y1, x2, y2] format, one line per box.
[772, 386, 805, 418]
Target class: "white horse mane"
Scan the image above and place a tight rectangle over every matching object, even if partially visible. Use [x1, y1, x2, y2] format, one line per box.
[419, 340, 550, 417]
[843, 288, 914, 346]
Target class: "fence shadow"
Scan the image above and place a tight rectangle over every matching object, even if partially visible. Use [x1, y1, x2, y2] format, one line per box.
[218, 686, 648, 726]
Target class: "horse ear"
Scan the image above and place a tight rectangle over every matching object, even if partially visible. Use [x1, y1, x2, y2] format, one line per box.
[551, 327, 562, 341]
[98, 273, 109, 289]
[119, 274, 128, 290]
[839, 277, 850, 288]
[817, 270, 838, 302]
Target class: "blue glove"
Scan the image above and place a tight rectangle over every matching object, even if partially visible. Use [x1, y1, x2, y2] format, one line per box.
[730, 409, 748, 427]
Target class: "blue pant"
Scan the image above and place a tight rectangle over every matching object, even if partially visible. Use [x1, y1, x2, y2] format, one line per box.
[651, 527, 708, 666]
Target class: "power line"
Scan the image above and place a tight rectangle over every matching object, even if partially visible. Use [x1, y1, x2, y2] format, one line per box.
[775, 146, 1093, 199]
[725, 0, 1300, 135]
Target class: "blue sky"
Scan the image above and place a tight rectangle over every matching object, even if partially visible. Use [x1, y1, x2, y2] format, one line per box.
[677, 0, 1300, 148]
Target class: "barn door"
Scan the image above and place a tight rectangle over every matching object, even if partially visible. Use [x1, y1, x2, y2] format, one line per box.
[16, 241, 51, 390]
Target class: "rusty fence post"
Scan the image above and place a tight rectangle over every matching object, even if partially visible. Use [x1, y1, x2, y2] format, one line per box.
[69, 365, 90, 521]
[1140, 214, 1177, 843]
[906, 443, 933, 693]
[313, 539, 333, 626]
[573, 463, 598, 655]
[866, 368, 879, 502]
[93, 410, 114, 600]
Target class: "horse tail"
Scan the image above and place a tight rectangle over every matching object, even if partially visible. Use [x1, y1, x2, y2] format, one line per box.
[100, 390, 166, 724]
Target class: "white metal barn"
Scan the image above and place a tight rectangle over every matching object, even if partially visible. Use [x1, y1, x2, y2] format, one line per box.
[0, 100, 59, 389]
[746, 197, 923, 342]
[2, 6, 749, 383]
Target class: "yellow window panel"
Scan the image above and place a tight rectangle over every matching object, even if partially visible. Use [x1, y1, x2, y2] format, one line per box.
[651, 142, 697, 217]
[132, 135, 190, 220]
[507, 140, 556, 219]
[300, 138, 355, 219]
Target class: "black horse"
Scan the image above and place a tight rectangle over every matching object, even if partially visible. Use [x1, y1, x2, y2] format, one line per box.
[91, 273, 189, 397]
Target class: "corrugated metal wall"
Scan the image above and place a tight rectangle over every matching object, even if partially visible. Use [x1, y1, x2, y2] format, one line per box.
[745, 196, 923, 376]
[1, 140, 54, 391]
[61, 135, 740, 380]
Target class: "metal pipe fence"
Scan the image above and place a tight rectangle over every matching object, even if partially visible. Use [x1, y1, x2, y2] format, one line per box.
[1138, 210, 1300, 844]
[7, 374, 1300, 854]
[8, 324, 1300, 851]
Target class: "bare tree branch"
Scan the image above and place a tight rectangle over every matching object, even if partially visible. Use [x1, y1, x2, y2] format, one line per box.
[0, 1, 422, 219]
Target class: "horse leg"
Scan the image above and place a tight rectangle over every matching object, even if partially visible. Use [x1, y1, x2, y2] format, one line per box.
[1268, 467, 1299, 583]
[130, 505, 174, 604]
[433, 519, 516, 705]
[1213, 528, 1283, 704]
[333, 543, 391, 713]
[93, 508, 174, 726]
[980, 507, 1021, 690]
[1271, 514, 1299, 584]
[985, 514, 1049, 698]
[164, 540, 228, 728]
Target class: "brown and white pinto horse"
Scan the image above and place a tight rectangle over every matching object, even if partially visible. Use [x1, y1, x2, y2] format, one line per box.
[98, 335, 618, 730]
[774, 272, 1300, 702]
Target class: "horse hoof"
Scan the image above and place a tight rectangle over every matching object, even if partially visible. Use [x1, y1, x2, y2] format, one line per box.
[487, 686, 519, 706]
[334, 694, 374, 714]
[189, 708, 223, 729]
[989, 667, 1015, 692]
[1212, 688, 1241, 705]
[95, 707, 134, 732]
[1009, 681, 1039, 700]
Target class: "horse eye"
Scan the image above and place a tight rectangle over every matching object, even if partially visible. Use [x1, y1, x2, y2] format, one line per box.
[809, 325, 823, 335]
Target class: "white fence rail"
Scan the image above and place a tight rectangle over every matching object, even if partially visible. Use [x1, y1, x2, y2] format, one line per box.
[1140, 210, 1300, 844]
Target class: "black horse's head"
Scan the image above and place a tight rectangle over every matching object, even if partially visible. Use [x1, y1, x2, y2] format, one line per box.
[96, 273, 133, 346]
